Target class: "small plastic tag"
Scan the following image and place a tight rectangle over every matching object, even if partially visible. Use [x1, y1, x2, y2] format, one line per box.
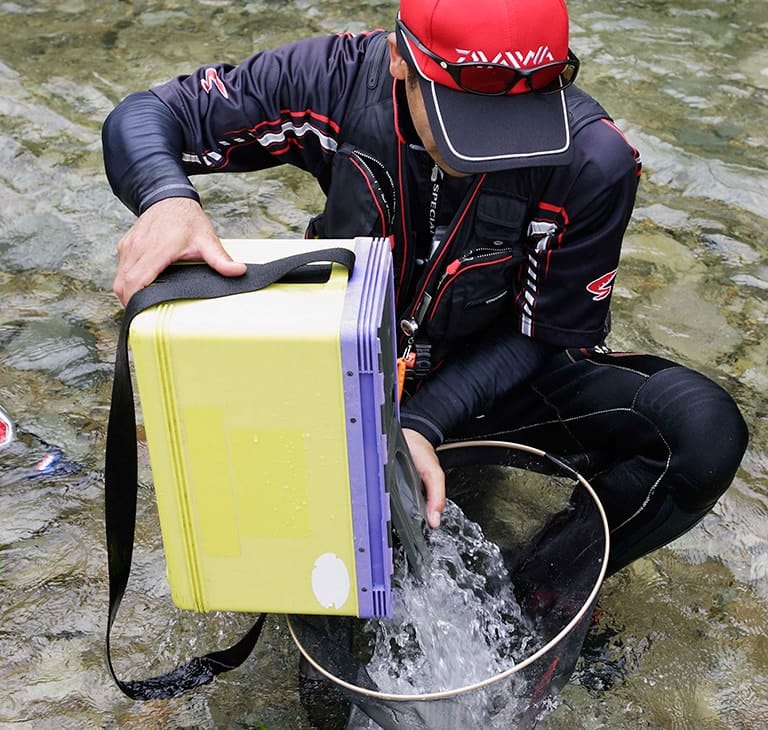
[397, 358, 407, 402]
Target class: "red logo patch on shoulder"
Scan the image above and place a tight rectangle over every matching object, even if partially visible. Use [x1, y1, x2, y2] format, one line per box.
[201, 68, 229, 99]
[587, 269, 617, 301]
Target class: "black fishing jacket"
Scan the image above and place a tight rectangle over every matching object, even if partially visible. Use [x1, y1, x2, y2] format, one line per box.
[102, 31, 642, 444]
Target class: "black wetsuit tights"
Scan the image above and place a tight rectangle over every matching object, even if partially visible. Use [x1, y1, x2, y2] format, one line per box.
[438, 348, 749, 575]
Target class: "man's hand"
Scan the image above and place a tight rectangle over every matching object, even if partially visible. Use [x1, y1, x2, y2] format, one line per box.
[113, 197, 247, 305]
[403, 428, 445, 529]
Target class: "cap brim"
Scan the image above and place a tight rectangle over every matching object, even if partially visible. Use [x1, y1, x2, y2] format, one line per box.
[417, 76, 573, 173]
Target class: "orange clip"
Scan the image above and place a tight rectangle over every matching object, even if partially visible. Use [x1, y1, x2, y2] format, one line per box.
[396, 353, 416, 402]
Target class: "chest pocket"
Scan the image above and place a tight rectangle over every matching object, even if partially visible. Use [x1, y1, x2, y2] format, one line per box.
[305, 143, 396, 240]
[422, 191, 529, 348]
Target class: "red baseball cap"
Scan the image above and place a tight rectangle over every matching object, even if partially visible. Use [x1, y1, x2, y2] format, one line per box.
[397, 0, 577, 172]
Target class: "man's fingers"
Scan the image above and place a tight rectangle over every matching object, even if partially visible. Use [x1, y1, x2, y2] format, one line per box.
[402, 428, 446, 529]
[112, 197, 247, 305]
[113, 235, 177, 305]
[425, 475, 445, 528]
[418, 454, 446, 528]
[202, 247, 248, 278]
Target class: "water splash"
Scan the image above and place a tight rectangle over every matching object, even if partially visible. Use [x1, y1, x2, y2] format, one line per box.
[365, 501, 536, 695]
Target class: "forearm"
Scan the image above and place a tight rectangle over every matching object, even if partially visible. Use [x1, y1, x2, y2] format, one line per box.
[400, 330, 559, 445]
[102, 91, 199, 215]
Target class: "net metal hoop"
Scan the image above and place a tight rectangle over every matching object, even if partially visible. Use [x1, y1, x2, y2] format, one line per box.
[287, 439, 610, 703]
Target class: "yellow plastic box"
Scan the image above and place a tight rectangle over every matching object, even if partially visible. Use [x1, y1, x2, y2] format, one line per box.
[129, 237, 398, 617]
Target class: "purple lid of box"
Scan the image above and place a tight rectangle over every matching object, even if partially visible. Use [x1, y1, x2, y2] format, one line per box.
[339, 237, 398, 618]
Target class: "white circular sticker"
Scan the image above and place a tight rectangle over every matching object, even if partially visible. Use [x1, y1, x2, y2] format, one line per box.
[311, 553, 351, 609]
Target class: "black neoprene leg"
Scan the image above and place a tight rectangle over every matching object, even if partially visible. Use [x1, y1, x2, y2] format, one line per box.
[444, 349, 749, 574]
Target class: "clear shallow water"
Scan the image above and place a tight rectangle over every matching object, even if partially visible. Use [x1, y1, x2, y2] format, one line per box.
[0, 0, 767, 728]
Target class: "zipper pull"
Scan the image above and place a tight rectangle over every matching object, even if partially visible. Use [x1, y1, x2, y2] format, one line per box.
[435, 258, 462, 291]
[445, 259, 461, 275]
[397, 337, 416, 402]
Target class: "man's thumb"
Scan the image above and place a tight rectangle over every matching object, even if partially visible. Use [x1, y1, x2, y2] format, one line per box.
[206, 246, 247, 277]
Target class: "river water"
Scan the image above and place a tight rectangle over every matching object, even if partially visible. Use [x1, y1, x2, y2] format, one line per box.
[1, 0, 767, 728]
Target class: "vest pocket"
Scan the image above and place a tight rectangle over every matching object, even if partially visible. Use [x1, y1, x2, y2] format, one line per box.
[424, 245, 525, 345]
[421, 191, 528, 346]
[313, 143, 396, 239]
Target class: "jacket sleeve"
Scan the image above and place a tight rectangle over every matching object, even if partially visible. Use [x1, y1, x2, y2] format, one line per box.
[399, 327, 559, 446]
[102, 32, 382, 215]
[512, 118, 642, 347]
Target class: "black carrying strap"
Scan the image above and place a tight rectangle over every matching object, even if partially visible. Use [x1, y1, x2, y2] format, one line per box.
[104, 247, 356, 700]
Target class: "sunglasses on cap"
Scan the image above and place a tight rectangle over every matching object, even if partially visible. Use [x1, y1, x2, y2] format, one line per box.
[396, 18, 580, 97]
